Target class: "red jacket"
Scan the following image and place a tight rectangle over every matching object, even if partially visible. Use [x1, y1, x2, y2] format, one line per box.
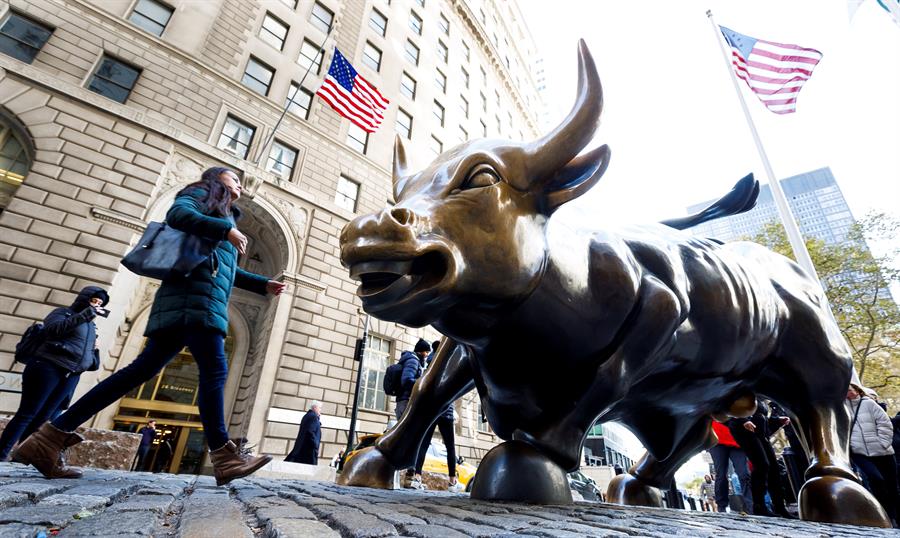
[712, 421, 739, 447]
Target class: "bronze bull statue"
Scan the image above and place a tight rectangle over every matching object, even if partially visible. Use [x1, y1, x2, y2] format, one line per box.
[337, 40, 890, 528]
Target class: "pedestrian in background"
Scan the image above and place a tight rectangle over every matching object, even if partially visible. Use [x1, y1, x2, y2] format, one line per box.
[133, 420, 156, 471]
[709, 420, 752, 513]
[286, 401, 322, 465]
[0, 286, 109, 467]
[394, 339, 430, 420]
[699, 475, 716, 511]
[847, 384, 898, 526]
[13, 167, 285, 485]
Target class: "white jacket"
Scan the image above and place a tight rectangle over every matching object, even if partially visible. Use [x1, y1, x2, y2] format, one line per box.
[847, 397, 895, 457]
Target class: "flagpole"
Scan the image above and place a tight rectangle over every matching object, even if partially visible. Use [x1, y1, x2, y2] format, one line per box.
[705, 10, 820, 283]
[253, 25, 334, 166]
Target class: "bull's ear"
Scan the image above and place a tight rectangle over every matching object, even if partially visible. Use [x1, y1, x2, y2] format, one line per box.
[392, 135, 410, 201]
[543, 144, 610, 212]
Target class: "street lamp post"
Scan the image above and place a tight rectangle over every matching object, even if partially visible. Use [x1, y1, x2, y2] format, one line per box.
[344, 314, 370, 461]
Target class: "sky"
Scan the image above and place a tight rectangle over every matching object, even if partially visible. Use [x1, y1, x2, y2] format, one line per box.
[516, 0, 900, 487]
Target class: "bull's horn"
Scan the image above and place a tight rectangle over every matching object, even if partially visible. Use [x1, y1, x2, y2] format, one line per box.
[392, 135, 409, 201]
[527, 39, 603, 182]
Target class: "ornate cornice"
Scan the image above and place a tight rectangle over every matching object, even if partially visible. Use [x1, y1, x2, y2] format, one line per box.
[90, 207, 146, 233]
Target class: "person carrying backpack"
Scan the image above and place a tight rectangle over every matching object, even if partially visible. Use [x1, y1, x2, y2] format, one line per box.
[392, 339, 431, 421]
[0, 286, 109, 465]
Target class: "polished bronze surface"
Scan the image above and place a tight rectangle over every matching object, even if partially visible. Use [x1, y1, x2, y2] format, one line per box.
[338, 40, 888, 527]
[469, 440, 572, 504]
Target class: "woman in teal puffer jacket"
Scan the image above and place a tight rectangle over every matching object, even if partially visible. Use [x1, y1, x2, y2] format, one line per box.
[14, 167, 286, 485]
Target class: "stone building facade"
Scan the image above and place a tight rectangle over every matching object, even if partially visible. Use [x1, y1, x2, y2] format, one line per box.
[0, 0, 543, 473]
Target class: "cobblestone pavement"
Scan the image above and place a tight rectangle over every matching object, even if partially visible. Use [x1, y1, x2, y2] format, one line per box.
[0, 463, 895, 537]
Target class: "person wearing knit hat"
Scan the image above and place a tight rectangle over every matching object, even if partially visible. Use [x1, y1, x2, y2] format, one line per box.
[414, 339, 431, 353]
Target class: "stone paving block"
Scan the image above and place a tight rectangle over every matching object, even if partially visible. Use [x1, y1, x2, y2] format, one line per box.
[40, 493, 111, 510]
[255, 504, 316, 525]
[0, 505, 81, 526]
[245, 495, 296, 511]
[0, 491, 29, 509]
[357, 503, 427, 526]
[57, 510, 159, 537]
[533, 520, 631, 537]
[109, 493, 174, 514]
[266, 518, 341, 538]
[180, 490, 253, 538]
[0, 480, 69, 500]
[418, 512, 509, 538]
[321, 510, 398, 538]
[64, 484, 130, 502]
[400, 523, 470, 538]
[0, 522, 46, 538]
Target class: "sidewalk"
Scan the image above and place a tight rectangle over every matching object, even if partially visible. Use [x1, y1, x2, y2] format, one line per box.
[0, 463, 892, 537]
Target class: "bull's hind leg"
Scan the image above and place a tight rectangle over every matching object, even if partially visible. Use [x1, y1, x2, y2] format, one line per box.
[790, 401, 891, 527]
[608, 417, 716, 507]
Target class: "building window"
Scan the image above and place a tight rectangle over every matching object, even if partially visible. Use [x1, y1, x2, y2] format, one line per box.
[495, 114, 501, 136]
[128, 0, 173, 37]
[461, 67, 469, 88]
[259, 12, 289, 50]
[360, 335, 392, 412]
[335, 175, 360, 212]
[462, 42, 470, 62]
[459, 95, 468, 118]
[458, 124, 468, 143]
[408, 11, 423, 35]
[241, 56, 274, 96]
[396, 108, 412, 139]
[0, 118, 32, 212]
[266, 140, 298, 180]
[399, 72, 416, 100]
[346, 123, 369, 154]
[369, 8, 387, 37]
[480, 66, 486, 85]
[439, 13, 450, 35]
[362, 41, 382, 72]
[435, 69, 446, 93]
[310, 1, 334, 33]
[217, 115, 255, 159]
[0, 12, 53, 64]
[480, 119, 487, 137]
[437, 39, 448, 63]
[414, 0, 425, 7]
[297, 39, 323, 73]
[430, 135, 442, 156]
[281, 0, 298, 8]
[480, 91, 487, 112]
[87, 55, 141, 104]
[286, 83, 312, 119]
[477, 404, 491, 432]
[433, 100, 444, 126]
[404, 39, 419, 66]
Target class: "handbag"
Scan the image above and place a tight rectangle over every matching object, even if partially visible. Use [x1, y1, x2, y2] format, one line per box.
[121, 221, 219, 280]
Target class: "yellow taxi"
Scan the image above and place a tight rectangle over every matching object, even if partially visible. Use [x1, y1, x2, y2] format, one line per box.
[343, 433, 478, 491]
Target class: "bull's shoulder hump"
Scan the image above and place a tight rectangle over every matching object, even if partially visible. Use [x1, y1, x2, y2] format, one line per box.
[587, 235, 643, 292]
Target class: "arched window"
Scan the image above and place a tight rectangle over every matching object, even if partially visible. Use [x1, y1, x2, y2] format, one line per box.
[0, 111, 33, 213]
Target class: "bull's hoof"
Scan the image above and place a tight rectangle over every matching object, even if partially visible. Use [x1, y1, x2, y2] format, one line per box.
[470, 440, 572, 504]
[798, 476, 891, 528]
[335, 447, 399, 489]
[606, 473, 662, 507]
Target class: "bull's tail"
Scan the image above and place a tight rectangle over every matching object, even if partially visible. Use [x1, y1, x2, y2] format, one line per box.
[660, 173, 759, 231]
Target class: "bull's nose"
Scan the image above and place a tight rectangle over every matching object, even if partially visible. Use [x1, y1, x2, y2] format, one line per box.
[389, 207, 416, 226]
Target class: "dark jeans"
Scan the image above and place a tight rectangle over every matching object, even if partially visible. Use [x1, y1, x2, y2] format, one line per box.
[414, 415, 456, 477]
[53, 328, 230, 450]
[851, 453, 898, 522]
[134, 444, 151, 471]
[732, 429, 787, 514]
[0, 360, 80, 459]
[709, 444, 752, 512]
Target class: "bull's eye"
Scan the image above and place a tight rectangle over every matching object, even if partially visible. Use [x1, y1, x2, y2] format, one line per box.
[462, 165, 500, 190]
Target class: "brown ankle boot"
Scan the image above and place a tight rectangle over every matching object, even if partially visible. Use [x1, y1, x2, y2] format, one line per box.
[11, 422, 84, 479]
[209, 440, 272, 486]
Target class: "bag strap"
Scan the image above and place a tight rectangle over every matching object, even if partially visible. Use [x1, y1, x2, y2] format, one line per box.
[850, 397, 864, 440]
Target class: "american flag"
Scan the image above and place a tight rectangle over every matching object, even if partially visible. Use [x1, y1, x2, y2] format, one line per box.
[316, 48, 389, 132]
[720, 26, 822, 115]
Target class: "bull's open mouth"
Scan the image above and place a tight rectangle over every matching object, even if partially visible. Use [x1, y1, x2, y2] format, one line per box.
[349, 251, 448, 305]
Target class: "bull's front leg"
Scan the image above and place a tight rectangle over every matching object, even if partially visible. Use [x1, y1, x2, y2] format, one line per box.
[337, 338, 475, 489]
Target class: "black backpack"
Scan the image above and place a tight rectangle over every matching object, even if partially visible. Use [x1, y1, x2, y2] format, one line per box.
[15, 322, 44, 364]
[383, 357, 414, 397]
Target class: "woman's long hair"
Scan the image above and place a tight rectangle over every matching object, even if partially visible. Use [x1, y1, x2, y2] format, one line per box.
[177, 166, 237, 217]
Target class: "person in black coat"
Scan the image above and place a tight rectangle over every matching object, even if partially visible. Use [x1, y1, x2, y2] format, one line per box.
[394, 339, 431, 420]
[0, 286, 109, 463]
[285, 401, 322, 464]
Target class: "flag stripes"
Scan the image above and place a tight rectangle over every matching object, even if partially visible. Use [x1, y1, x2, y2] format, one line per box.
[720, 26, 822, 115]
[315, 48, 389, 132]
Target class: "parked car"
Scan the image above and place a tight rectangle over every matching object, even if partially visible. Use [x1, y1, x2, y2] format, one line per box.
[342, 433, 478, 490]
[568, 470, 603, 501]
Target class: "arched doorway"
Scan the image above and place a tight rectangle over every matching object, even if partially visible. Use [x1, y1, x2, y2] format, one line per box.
[110, 330, 237, 474]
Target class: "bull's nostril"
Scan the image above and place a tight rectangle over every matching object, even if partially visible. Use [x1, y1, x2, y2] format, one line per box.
[389, 208, 415, 226]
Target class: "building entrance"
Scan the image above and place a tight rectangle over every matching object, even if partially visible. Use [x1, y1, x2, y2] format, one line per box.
[112, 333, 234, 474]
